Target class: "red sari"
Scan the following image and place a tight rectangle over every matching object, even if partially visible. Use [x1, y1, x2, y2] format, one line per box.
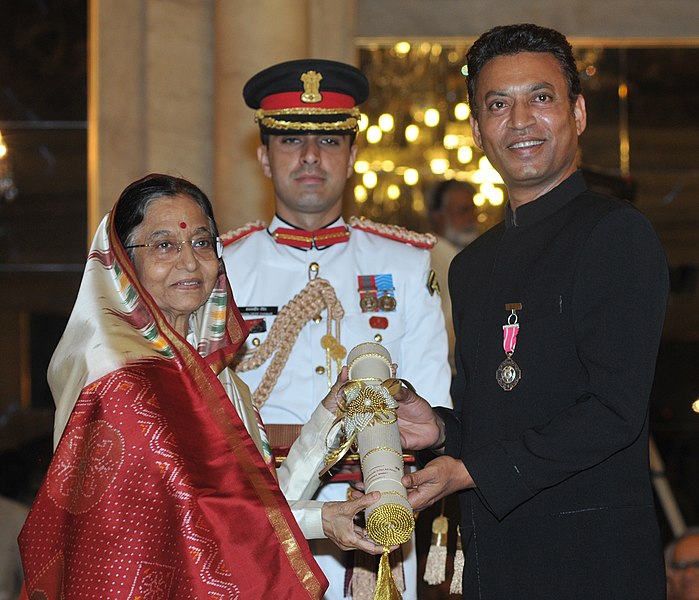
[19, 201, 327, 599]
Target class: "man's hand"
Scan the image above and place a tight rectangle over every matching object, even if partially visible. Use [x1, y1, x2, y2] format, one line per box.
[321, 366, 349, 415]
[401, 456, 474, 512]
[392, 383, 445, 451]
[321, 491, 388, 555]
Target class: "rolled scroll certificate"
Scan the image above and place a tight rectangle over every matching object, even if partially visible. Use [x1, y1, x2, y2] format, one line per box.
[346, 342, 414, 546]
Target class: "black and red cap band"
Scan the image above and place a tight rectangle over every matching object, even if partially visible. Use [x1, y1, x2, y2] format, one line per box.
[243, 58, 369, 135]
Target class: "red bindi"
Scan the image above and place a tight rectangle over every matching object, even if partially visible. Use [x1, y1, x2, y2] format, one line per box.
[179, 222, 187, 229]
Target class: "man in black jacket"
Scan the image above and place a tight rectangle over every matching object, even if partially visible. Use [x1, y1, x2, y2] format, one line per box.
[395, 23, 669, 599]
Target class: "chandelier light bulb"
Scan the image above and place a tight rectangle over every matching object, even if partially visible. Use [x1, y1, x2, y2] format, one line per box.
[354, 185, 368, 203]
[489, 188, 505, 206]
[478, 156, 493, 170]
[354, 160, 370, 174]
[378, 113, 394, 132]
[443, 134, 460, 149]
[472, 168, 504, 185]
[457, 145, 473, 164]
[358, 113, 369, 132]
[424, 108, 440, 128]
[429, 158, 449, 174]
[403, 168, 419, 186]
[405, 124, 420, 143]
[363, 170, 378, 189]
[454, 103, 471, 120]
[394, 41, 411, 55]
[366, 125, 382, 144]
[387, 184, 401, 200]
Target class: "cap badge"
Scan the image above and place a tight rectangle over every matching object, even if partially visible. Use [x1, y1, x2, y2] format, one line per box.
[301, 70, 323, 103]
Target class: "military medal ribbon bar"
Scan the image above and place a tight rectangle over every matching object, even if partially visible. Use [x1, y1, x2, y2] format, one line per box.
[358, 274, 397, 313]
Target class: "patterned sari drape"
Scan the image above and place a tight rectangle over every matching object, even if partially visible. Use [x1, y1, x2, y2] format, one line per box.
[19, 199, 327, 599]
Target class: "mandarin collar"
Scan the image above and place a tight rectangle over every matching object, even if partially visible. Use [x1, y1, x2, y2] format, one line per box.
[269, 214, 345, 232]
[267, 215, 347, 251]
[505, 170, 587, 229]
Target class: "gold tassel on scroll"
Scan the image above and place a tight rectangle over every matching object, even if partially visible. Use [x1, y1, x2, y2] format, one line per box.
[374, 548, 402, 600]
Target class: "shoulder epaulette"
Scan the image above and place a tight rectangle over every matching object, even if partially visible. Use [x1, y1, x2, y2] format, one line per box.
[221, 221, 267, 247]
[348, 216, 436, 249]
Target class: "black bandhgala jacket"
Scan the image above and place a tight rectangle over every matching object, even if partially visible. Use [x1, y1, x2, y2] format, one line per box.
[441, 170, 668, 599]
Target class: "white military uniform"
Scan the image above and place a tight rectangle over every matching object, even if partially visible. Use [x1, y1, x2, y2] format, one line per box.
[223, 214, 452, 600]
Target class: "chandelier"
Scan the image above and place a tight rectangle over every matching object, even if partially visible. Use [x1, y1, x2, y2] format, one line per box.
[353, 41, 506, 233]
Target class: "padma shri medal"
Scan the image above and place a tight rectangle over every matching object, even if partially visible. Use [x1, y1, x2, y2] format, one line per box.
[496, 303, 522, 391]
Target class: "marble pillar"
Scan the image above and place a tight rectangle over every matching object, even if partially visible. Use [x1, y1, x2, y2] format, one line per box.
[89, 0, 214, 231]
[90, 0, 357, 235]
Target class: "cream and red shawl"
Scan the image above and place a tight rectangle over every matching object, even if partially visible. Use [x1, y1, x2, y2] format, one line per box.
[19, 202, 327, 599]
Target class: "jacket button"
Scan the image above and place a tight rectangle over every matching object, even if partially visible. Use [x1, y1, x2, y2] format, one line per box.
[374, 334, 383, 342]
[315, 365, 325, 374]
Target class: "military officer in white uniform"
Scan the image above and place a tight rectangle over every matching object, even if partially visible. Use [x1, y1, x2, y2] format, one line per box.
[222, 59, 451, 600]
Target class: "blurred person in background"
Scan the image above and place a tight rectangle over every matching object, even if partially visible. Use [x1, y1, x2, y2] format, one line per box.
[668, 528, 699, 600]
[428, 180, 478, 377]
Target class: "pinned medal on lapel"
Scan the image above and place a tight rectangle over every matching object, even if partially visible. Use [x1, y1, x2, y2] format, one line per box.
[496, 303, 522, 391]
[357, 274, 397, 313]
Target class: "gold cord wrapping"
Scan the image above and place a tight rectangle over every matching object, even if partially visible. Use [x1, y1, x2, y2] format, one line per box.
[347, 352, 392, 379]
[235, 277, 344, 408]
[366, 503, 414, 546]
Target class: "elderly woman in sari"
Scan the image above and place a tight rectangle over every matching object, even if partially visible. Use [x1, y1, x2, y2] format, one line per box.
[18, 174, 382, 599]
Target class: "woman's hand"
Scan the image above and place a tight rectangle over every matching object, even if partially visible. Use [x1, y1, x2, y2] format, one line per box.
[321, 491, 398, 554]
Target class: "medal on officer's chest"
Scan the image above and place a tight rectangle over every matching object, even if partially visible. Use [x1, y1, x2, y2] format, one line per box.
[357, 274, 397, 313]
[496, 303, 522, 391]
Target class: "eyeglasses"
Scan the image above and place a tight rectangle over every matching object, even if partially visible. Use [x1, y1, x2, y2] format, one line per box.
[125, 236, 223, 261]
[670, 559, 699, 571]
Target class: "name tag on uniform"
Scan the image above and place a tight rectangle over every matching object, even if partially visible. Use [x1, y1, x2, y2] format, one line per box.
[239, 306, 278, 316]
